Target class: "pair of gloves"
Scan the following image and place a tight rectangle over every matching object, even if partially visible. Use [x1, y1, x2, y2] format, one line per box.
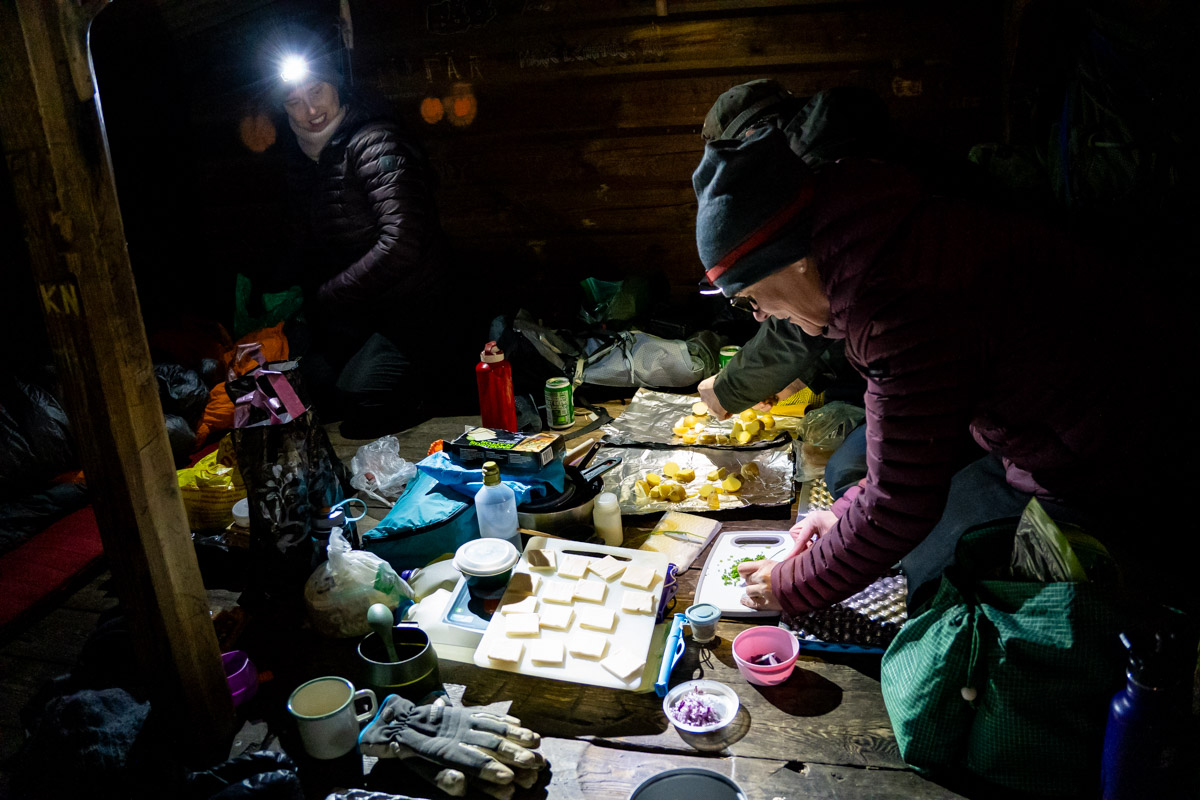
[357, 695, 546, 800]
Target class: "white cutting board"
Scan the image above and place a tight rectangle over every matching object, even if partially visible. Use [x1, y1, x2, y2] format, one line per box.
[472, 536, 668, 691]
[693, 530, 794, 618]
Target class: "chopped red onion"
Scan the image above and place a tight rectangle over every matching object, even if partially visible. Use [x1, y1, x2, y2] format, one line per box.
[750, 651, 781, 666]
[670, 689, 721, 727]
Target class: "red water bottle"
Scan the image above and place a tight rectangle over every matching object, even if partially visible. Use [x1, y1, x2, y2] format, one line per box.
[476, 341, 518, 432]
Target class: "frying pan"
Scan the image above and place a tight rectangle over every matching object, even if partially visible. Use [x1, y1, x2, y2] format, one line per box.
[517, 457, 621, 537]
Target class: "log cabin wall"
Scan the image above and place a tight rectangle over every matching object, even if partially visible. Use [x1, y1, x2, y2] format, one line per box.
[86, 0, 1006, 330]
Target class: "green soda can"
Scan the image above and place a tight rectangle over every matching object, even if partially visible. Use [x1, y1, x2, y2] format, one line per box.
[544, 377, 575, 430]
[719, 346, 741, 368]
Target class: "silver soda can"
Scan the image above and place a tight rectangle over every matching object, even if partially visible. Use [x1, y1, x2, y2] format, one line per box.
[544, 377, 575, 430]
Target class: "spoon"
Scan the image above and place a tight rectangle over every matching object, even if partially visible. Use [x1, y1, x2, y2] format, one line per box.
[367, 603, 399, 662]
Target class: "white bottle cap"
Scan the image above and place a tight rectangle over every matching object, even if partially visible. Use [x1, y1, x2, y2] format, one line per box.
[595, 492, 618, 509]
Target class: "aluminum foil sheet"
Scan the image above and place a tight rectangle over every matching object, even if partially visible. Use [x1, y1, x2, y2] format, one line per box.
[601, 388, 803, 447]
[595, 441, 795, 515]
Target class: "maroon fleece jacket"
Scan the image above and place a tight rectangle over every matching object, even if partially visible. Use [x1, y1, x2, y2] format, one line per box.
[771, 159, 1127, 616]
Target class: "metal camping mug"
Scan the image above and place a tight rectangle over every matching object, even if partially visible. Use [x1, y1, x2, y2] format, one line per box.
[357, 623, 442, 703]
[287, 676, 377, 760]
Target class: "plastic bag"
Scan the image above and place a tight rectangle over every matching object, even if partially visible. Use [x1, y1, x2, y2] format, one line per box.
[798, 401, 866, 482]
[304, 529, 406, 637]
[350, 436, 416, 502]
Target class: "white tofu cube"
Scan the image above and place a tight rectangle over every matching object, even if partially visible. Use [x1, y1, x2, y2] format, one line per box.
[505, 613, 541, 637]
[525, 549, 556, 572]
[601, 647, 646, 682]
[507, 572, 541, 596]
[542, 581, 576, 605]
[619, 564, 658, 590]
[577, 606, 617, 633]
[500, 595, 538, 615]
[567, 632, 608, 660]
[556, 554, 589, 579]
[539, 605, 574, 631]
[528, 640, 565, 666]
[573, 579, 608, 604]
[487, 640, 523, 664]
[587, 555, 627, 582]
[621, 590, 655, 615]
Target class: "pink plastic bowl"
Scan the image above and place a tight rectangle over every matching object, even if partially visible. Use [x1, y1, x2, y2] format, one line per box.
[731, 626, 800, 686]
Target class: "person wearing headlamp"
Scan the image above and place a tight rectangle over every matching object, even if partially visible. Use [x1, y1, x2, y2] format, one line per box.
[268, 33, 449, 439]
[693, 126, 1183, 617]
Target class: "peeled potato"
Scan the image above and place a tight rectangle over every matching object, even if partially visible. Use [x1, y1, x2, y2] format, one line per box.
[708, 467, 727, 481]
[722, 475, 743, 492]
[700, 433, 717, 444]
[716, 434, 731, 445]
[646, 473, 662, 487]
[663, 462, 679, 477]
[649, 486, 663, 500]
[692, 401, 709, 416]
[698, 484, 715, 498]
[745, 419, 762, 436]
[636, 479, 650, 493]
[760, 415, 775, 430]
[682, 434, 698, 445]
[740, 462, 760, 479]
[736, 431, 753, 444]
[708, 494, 721, 510]
[676, 468, 695, 483]
[670, 485, 687, 502]
[731, 421, 744, 436]
[683, 415, 698, 428]
[738, 409, 757, 422]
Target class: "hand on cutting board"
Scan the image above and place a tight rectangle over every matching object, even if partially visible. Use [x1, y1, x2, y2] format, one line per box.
[787, 509, 838, 559]
[360, 695, 546, 800]
[696, 377, 731, 420]
[739, 558, 782, 612]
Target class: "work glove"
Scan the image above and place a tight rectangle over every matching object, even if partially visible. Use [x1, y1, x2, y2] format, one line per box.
[359, 695, 545, 800]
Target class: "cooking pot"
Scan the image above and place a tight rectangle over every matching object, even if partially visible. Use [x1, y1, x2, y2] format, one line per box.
[517, 457, 621, 538]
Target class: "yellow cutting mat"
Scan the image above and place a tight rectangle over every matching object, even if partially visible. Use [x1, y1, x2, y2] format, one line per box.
[770, 387, 825, 417]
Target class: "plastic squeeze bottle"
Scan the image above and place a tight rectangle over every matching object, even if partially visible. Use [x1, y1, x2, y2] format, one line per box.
[1100, 627, 1190, 799]
[475, 461, 522, 550]
[476, 341, 518, 432]
[592, 491, 623, 546]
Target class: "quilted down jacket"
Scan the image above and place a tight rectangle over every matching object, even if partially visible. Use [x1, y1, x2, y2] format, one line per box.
[771, 158, 1143, 616]
[284, 104, 445, 316]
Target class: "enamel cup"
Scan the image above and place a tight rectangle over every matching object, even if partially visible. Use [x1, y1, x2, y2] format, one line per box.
[287, 676, 377, 760]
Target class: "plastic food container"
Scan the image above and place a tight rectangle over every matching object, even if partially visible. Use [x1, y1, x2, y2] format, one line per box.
[662, 679, 740, 735]
[231, 498, 250, 528]
[452, 538, 519, 597]
[628, 767, 745, 800]
[222, 650, 258, 707]
[731, 625, 800, 686]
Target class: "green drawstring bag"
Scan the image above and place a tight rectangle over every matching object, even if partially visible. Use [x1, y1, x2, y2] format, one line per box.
[881, 503, 1125, 795]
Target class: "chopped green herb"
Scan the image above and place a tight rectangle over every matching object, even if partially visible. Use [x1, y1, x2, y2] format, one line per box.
[722, 554, 766, 586]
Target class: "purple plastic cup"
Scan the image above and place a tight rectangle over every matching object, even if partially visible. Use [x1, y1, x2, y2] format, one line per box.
[222, 650, 258, 707]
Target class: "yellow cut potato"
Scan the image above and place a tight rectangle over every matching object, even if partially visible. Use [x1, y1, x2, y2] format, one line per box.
[707, 467, 727, 481]
[716, 434, 731, 445]
[646, 473, 662, 486]
[683, 415, 698, 428]
[649, 486, 663, 500]
[676, 468, 695, 483]
[636, 479, 650, 493]
[672, 425, 691, 436]
[722, 475, 743, 492]
[663, 461, 680, 477]
[740, 462, 760, 479]
[738, 409, 758, 422]
[731, 421, 744, 436]
[736, 431, 753, 444]
[698, 484, 715, 498]
[670, 485, 687, 502]
[681, 434, 698, 445]
[708, 494, 721, 510]
[700, 433, 717, 444]
[761, 415, 775, 429]
[745, 419, 762, 436]
[691, 401, 709, 416]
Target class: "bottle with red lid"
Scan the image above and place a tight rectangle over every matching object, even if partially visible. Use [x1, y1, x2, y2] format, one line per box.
[476, 341, 518, 432]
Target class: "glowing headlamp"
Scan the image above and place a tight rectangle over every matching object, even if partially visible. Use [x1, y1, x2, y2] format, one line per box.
[279, 55, 309, 84]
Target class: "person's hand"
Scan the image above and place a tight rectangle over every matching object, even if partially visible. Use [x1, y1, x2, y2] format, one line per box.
[696, 376, 731, 420]
[360, 695, 546, 800]
[739, 558, 782, 612]
[786, 509, 838, 559]
[752, 378, 808, 412]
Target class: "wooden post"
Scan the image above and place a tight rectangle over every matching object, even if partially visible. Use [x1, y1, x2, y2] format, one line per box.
[0, 0, 234, 762]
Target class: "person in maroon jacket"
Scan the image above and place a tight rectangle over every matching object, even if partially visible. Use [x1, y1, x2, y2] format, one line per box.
[268, 29, 451, 438]
[693, 125, 1186, 616]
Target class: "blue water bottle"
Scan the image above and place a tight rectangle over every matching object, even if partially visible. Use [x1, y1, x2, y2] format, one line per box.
[1100, 628, 1190, 799]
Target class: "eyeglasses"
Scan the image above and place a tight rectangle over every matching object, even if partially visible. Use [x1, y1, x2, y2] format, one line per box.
[729, 295, 758, 313]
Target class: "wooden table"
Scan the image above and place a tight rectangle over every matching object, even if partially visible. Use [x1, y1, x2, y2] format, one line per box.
[257, 410, 966, 799]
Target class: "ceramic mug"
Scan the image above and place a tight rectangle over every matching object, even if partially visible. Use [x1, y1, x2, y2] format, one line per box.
[287, 676, 377, 760]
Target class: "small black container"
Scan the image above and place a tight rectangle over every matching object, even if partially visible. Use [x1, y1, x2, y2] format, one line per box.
[628, 768, 745, 800]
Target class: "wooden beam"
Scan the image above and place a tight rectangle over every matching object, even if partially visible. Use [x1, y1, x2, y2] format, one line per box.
[0, 0, 233, 762]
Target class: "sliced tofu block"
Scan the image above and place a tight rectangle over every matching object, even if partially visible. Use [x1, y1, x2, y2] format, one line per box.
[621, 590, 655, 615]
[539, 605, 574, 631]
[567, 632, 608, 660]
[528, 640, 565, 666]
[601, 647, 646, 682]
[526, 549, 556, 572]
[505, 613, 541, 637]
[573, 579, 607, 604]
[577, 606, 617, 632]
[500, 595, 538, 615]
[487, 640, 523, 665]
[507, 572, 542, 596]
[620, 564, 659, 590]
[587, 555, 626, 582]
[542, 580, 577, 605]
[557, 554, 589, 579]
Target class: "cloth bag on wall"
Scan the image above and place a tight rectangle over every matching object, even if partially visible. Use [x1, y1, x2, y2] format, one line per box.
[230, 354, 350, 599]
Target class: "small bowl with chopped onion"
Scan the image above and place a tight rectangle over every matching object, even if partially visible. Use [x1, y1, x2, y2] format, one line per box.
[662, 679, 740, 736]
